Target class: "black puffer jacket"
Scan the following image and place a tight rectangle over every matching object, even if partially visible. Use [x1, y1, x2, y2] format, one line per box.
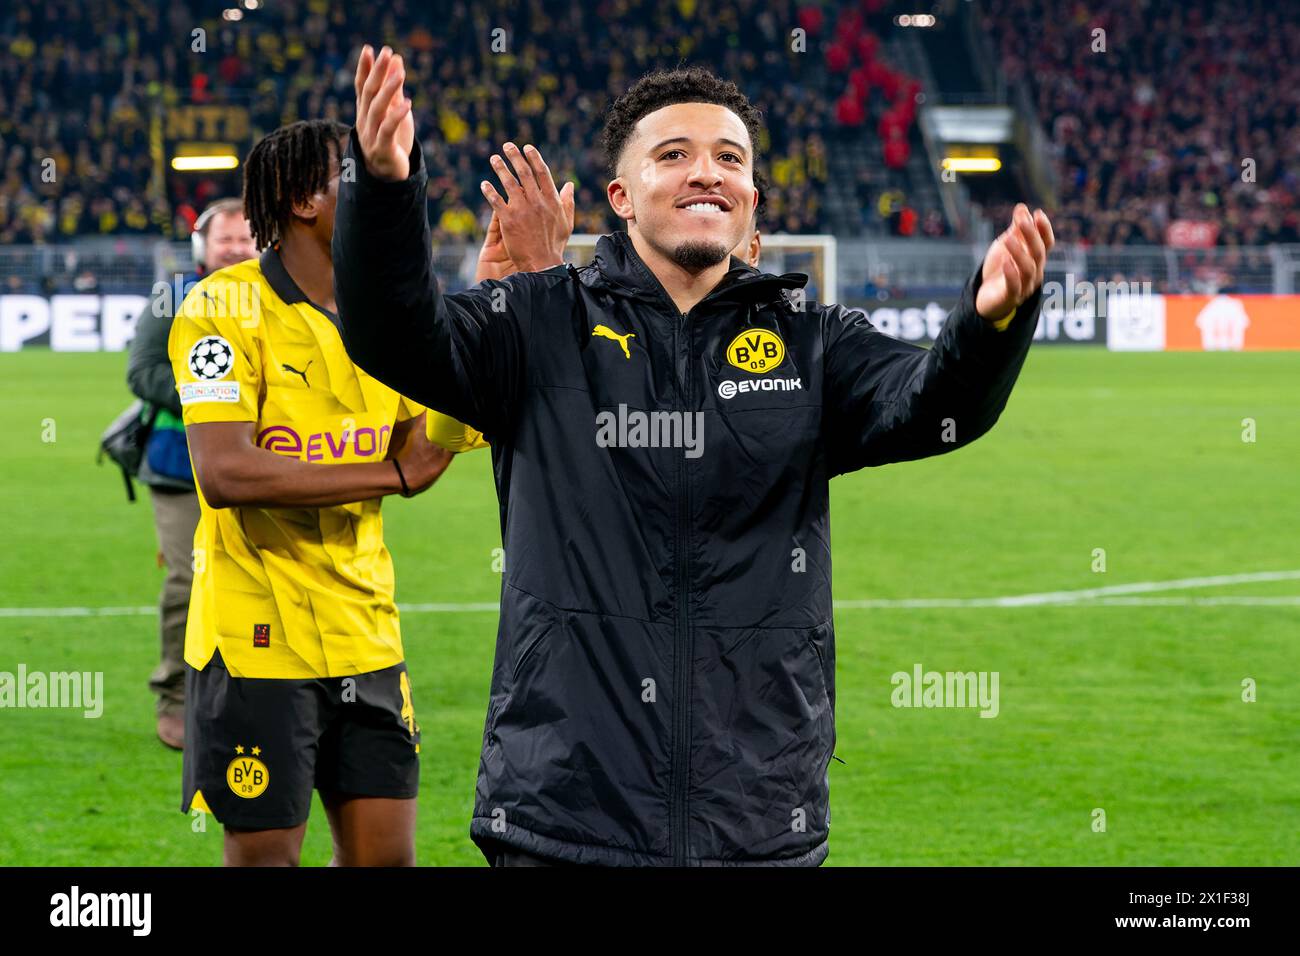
[334, 132, 1043, 865]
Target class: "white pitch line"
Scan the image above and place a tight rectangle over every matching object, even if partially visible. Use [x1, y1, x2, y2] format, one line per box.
[833, 595, 1300, 609]
[0, 602, 501, 619]
[978, 569, 1300, 606]
[0, 605, 159, 618]
[2, 570, 1299, 618]
[399, 602, 500, 613]
[1092, 596, 1300, 607]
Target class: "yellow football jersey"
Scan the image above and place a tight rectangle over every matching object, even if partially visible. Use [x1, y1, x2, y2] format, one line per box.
[167, 247, 470, 679]
[427, 408, 488, 451]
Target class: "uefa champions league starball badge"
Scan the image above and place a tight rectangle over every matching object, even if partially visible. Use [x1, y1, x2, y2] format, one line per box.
[188, 335, 235, 381]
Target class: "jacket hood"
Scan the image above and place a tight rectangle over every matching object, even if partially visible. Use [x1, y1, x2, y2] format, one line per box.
[579, 231, 808, 310]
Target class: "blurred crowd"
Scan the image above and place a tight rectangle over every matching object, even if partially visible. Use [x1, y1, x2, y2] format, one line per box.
[983, 0, 1300, 249]
[2, 0, 926, 245]
[4, 0, 1296, 255]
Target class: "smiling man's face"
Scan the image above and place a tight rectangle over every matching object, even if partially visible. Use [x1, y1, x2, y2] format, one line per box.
[608, 102, 759, 274]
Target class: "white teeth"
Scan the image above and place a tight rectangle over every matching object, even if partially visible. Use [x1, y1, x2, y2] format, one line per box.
[683, 203, 724, 213]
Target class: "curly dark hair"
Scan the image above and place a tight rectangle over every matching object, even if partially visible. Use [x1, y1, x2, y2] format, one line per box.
[598, 67, 764, 179]
[243, 120, 349, 250]
[752, 164, 770, 228]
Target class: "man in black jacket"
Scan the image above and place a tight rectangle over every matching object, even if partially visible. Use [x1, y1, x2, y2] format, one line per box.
[126, 198, 255, 749]
[335, 48, 1055, 866]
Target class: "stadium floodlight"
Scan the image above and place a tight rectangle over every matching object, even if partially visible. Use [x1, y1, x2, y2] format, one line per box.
[943, 157, 1003, 173]
[171, 156, 240, 171]
[565, 233, 839, 305]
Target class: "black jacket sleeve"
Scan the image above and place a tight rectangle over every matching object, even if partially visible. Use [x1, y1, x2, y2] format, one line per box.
[332, 129, 532, 440]
[821, 260, 1042, 476]
[126, 286, 183, 416]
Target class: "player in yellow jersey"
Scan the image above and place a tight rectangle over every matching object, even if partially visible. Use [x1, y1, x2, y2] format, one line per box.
[169, 120, 474, 866]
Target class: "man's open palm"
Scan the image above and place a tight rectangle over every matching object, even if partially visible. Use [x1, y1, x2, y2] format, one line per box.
[474, 212, 514, 283]
[479, 142, 575, 275]
[354, 45, 414, 182]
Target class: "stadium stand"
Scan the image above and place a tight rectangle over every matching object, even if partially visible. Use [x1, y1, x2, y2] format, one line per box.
[3, 0, 1298, 297]
[980, 0, 1300, 250]
[0, 0, 938, 248]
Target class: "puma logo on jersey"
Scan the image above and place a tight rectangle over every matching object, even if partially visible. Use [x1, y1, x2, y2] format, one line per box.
[281, 360, 313, 386]
[592, 325, 636, 359]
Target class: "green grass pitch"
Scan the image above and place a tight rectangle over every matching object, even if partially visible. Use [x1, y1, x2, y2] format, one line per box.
[0, 347, 1296, 865]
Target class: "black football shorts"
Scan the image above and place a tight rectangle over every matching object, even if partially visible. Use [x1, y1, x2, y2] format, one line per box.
[181, 649, 421, 829]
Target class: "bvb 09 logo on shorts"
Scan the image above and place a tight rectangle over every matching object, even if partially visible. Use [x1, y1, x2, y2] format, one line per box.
[726, 328, 785, 374]
[226, 746, 269, 799]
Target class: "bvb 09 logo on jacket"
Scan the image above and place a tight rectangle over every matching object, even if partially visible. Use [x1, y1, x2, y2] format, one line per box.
[718, 328, 801, 400]
[726, 328, 785, 374]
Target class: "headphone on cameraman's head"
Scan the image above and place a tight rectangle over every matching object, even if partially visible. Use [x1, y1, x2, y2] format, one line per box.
[190, 198, 243, 273]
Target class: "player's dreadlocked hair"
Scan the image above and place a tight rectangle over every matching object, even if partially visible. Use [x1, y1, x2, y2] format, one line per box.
[598, 67, 764, 178]
[243, 120, 350, 250]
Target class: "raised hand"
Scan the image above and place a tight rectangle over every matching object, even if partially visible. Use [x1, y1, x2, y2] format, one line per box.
[976, 203, 1055, 324]
[480, 142, 576, 274]
[474, 212, 514, 283]
[354, 44, 414, 182]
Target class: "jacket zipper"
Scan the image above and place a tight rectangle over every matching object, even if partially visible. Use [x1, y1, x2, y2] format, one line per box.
[621, 250, 789, 863]
[670, 307, 692, 866]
